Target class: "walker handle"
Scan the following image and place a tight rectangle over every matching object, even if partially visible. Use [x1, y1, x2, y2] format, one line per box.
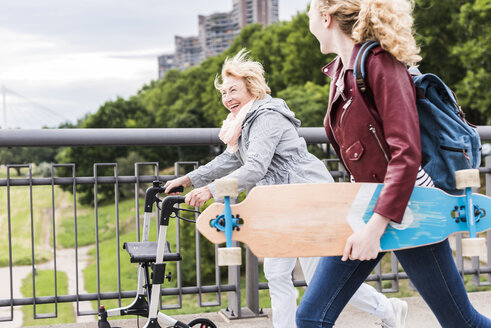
[160, 196, 186, 224]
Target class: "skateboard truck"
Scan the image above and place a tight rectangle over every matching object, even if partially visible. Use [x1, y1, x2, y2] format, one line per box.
[213, 178, 242, 266]
[211, 214, 241, 232]
[455, 169, 487, 258]
[451, 205, 485, 223]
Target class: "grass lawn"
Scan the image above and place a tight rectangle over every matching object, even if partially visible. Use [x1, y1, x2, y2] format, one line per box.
[0, 186, 61, 266]
[20, 270, 75, 326]
[57, 195, 140, 248]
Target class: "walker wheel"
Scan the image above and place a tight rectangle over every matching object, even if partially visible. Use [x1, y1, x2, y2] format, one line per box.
[217, 247, 242, 266]
[455, 169, 480, 190]
[215, 178, 239, 198]
[461, 237, 487, 257]
[188, 318, 217, 328]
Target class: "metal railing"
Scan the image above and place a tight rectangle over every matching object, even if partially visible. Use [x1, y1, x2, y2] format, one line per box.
[0, 127, 490, 324]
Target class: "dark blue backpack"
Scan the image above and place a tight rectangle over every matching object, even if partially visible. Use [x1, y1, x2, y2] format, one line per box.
[354, 41, 481, 195]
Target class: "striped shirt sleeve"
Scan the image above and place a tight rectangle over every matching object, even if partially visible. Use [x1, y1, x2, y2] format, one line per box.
[350, 166, 434, 187]
[415, 166, 434, 187]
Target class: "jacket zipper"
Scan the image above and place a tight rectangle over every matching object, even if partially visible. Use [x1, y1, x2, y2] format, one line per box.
[339, 97, 353, 127]
[369, 124, 389, 163]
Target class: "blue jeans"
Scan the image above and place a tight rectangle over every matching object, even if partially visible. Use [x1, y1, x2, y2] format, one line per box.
[296, 240, 491, 328]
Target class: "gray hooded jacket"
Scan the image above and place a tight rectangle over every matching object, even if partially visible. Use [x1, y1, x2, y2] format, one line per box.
[187, 95, 333, 197]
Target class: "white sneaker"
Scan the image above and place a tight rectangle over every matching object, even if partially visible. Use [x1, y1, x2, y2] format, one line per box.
[378, 298, 408, 328]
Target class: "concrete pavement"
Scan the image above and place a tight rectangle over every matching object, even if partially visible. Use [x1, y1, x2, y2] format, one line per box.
[23, 290, 491, 328]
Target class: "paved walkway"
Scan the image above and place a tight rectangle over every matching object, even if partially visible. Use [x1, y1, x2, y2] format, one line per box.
[22, 290, 491, 328]
[0, 246, 93, 328]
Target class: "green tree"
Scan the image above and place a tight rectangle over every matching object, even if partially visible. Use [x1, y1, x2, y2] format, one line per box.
[413, 0, 490, 124]
[0, 147, 25, 175]
[139, 59, 223, 163]
[413, 0, 464, 84]
[452, 0, 491, 124]
[56, 97, 158, 204]
[0, 146, 57, 175]
[277, 81, 330, 127]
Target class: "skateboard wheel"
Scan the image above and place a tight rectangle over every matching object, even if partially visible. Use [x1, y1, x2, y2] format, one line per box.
[455, 169, 480, 189]
[217, 247, 241, 266]
[461, 237, 487, 257]
[215, 178, 239, 198]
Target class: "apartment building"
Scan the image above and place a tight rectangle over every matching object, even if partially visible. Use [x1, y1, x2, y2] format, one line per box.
[199, 12, 237, 58]
[233, 0, 279, 28]
[174, 36, 204, 70]
[158, 0, 279, 78]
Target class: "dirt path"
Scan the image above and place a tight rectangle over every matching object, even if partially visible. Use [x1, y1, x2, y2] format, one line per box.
[0, 186, 99, 326]
[0, 246, 95, 327]
[38, 246, 95, 323]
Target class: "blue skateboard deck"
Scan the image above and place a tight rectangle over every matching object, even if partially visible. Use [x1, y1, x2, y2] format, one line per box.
[349, 184, 488, 251]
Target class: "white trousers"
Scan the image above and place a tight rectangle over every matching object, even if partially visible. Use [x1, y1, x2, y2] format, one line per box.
[263, 257, 393, 328]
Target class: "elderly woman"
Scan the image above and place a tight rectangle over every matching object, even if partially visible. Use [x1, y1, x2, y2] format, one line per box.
[165, 49, 397, 328]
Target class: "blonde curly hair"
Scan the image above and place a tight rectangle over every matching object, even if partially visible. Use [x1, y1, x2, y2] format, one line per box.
[315, 0, 421, 66]
[214, 49, 271, 99]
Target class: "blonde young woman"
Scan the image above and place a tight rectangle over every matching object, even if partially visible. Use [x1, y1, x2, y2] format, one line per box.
[165, 50, 401, 328]
[296, 0, 491, 327]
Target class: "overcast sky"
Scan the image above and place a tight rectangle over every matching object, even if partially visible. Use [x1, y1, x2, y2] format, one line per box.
[0, 1, 310, 129]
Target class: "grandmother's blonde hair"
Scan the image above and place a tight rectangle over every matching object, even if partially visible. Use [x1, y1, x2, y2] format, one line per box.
[315, 0, 421, 66]
[214, 49, 271, 99]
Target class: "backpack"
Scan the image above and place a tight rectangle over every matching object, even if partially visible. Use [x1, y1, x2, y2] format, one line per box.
[354, 41, 481, 195]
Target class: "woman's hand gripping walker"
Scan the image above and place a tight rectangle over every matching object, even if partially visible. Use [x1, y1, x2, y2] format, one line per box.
[165, 177, 242, 266]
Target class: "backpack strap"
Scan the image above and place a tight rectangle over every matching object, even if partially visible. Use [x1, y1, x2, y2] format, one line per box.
[353, 41, 380, 95]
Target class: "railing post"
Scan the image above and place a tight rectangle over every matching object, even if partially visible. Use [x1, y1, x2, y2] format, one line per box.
[223, 241, 241, 319]
[217, 193, 241, 319]
[337, 161, 346, 182]
[245, 247, 260, 314]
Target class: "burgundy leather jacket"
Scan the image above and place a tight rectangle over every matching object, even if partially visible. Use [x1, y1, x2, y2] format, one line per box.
[323, 43, 421, 223]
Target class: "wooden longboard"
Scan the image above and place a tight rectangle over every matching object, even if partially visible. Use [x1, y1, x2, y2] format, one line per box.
[196, 182, 491, 258]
